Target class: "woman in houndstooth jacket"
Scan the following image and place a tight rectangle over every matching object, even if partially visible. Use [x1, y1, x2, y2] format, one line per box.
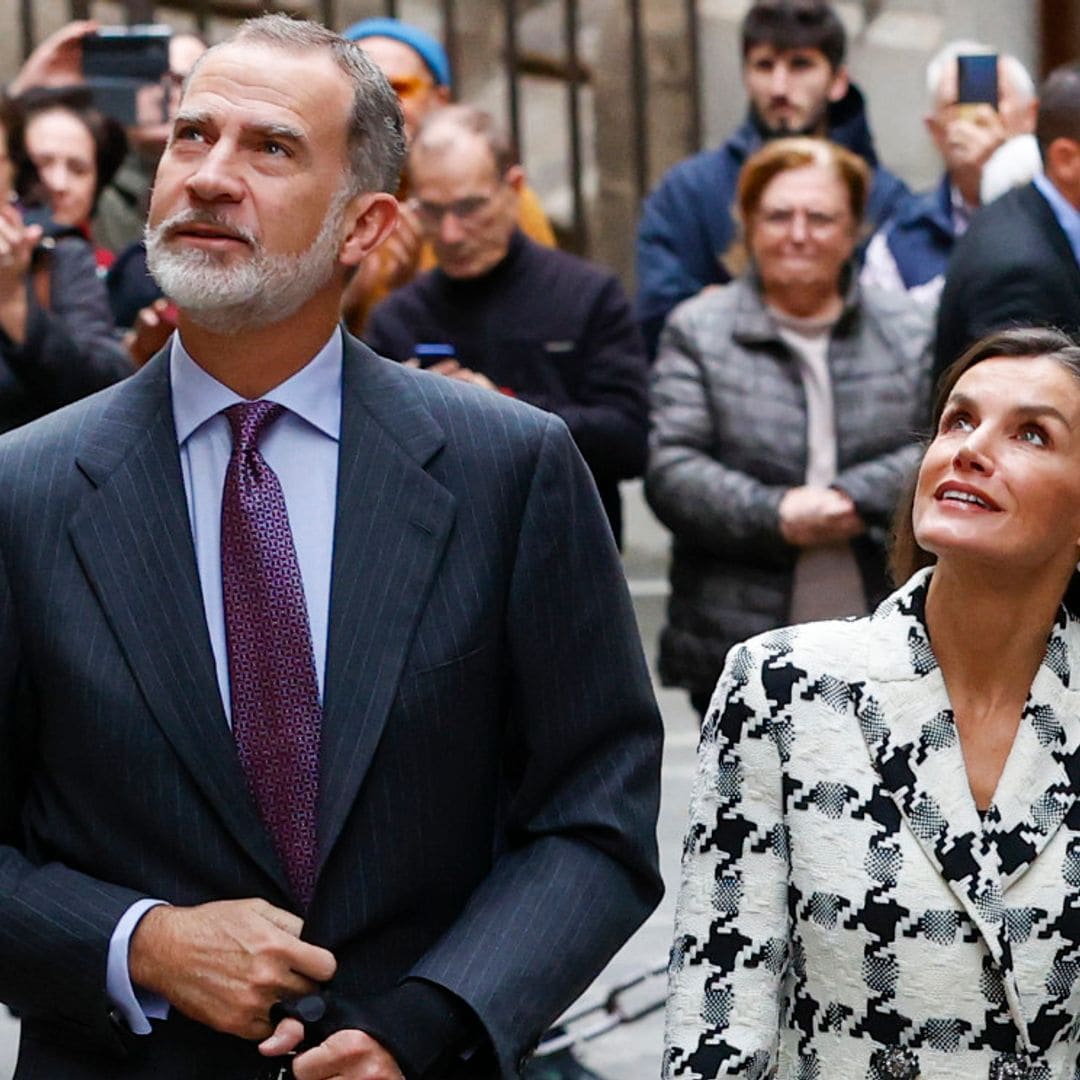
[665, 328, 1080, 1080]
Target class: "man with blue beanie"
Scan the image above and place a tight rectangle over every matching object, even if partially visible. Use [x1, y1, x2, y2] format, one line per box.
[340, 17, 556, 335]
[342, 18, 452, 141]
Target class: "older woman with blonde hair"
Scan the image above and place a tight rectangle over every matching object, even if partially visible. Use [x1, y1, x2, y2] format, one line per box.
[646, 137, 933, 716]
[665, 326, 1080, 1078]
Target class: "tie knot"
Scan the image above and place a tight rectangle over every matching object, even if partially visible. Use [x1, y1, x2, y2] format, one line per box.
[225, 400, 285, 455]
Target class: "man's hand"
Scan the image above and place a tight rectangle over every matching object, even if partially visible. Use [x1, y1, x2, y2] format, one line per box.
[128, 898, 337, 1041]
[259, 1020, 404, 1080]
[0, 205, 41, 345]
[940, 104, 1007, 196]
[778, 485, 865, 547]
[405, 357, 498, 392]
[0, 205, 39, 300]
[9, 20, 97, 95]
[379, 202, 423, 291]
[123, 298, 178, 366]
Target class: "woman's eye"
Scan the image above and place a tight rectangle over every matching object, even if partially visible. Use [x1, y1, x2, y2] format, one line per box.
[942, 412, 973, 433]
[1018, 426, 1047, 447]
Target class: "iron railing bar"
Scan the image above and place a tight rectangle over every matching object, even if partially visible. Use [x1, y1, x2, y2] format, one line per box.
[685, 0, 702, 152]
[564, 0, 586, 251]
[126, 1, 157, 25]
[504, 0, 522, 159]
[20, 0, 36, 63]
[441, 0, 458, 97]
[628, 0, 649, 200]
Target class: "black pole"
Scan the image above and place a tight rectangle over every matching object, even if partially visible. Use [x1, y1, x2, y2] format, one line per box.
[685, 0, 702, 153]
[441, 0, 458, 97]
[504, 0, 522, 157]
[628, 0, 649, 199]
[20, 0, 35, 62]
[564, 0, 586, 252]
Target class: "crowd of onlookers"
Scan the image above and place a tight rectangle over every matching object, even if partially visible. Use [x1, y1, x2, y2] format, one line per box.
[1, 0, 1078, 720]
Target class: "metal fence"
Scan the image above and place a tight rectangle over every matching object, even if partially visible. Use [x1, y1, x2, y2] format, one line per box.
[12, 1, 1063, 263]
[12, 0, 712, 257]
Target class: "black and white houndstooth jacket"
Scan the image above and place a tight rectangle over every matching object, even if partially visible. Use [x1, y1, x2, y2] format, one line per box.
[664, 569, 1080, 1080]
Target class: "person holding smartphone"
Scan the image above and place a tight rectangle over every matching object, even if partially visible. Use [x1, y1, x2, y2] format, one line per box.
[935, 62, 1080, 380]
[862, 42, 1037, 306]
[0, 96, 131, 433]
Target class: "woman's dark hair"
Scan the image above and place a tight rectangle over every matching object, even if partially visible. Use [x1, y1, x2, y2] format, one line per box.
[9, 86, 127, 214]
[889, 327, 1080, 612]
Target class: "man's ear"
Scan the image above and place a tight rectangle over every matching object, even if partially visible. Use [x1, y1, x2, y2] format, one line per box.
[1046, 137, 1080, 189]
[339, 192, 399, 267]
[828, 64, 850, 104]
[505, 164, 525, 194]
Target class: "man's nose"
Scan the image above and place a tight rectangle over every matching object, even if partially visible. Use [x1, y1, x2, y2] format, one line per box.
[789, 209, 809, 242]
[769, 63, 791, 96]
[184, 144, 245, 203]
[438, 211, 467, 245]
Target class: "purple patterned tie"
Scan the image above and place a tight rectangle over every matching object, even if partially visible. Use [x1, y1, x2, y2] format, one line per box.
[221, 401, 320, 909]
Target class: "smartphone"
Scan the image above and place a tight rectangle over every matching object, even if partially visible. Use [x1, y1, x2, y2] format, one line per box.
[413, 343, 457, 368]
[82, 26, 172, 81]
[82, 25, 172, 125]
[956, 54, 998, 109]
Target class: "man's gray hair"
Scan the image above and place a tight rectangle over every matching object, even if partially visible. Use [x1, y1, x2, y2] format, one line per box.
[925, 40, 1036, 107]
[191, 14, 405, 195]
[410, 104, 519, 178]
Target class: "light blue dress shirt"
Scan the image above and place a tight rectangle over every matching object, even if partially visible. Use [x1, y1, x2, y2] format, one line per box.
[1033, 172, 1080, 268]
[105, 328, 343, 1032]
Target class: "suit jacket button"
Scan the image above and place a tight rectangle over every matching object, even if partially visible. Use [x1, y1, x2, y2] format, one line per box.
[990, 1058, 1029, 1080]
[872, 1045, 920, 1078]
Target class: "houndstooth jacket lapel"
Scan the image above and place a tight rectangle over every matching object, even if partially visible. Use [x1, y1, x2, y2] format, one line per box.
[860, 569, 1080, 1047]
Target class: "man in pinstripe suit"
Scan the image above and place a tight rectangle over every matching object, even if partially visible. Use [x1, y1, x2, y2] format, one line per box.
[0, 16, 662, 1080]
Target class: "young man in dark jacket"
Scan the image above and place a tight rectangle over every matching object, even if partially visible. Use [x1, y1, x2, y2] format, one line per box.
[635, 0, 908, 358]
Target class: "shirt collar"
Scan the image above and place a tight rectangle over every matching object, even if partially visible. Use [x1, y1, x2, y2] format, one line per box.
[170, 326, 344, 446]
[1033, 173, 1080, 258]
[948, 182, 975, 236]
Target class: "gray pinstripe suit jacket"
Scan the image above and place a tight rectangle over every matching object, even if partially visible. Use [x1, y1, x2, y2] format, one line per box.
[0, 333, 663, 1079]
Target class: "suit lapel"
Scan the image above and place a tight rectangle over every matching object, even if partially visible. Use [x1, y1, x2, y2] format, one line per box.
[315, 338, 455, 877]
[982, 611, 1080, 891]
[862, 580, 1004, 961]
[1023, 182, 1080, 297]
[68, 356, 291, 898]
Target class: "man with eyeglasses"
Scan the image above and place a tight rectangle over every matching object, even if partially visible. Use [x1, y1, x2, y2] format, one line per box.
[365, 105, 648, 551]
[340, 18, 556, 336]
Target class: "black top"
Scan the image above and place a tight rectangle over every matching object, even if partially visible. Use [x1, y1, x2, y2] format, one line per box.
[365, 230, 649, 544]
[0, 236, 132, 434]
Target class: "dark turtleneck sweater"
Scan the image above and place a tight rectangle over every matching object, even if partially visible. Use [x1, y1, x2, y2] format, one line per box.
[365, 229, 649, 545]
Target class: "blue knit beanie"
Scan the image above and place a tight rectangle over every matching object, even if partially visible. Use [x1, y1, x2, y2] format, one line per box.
[342, 17, 451, 87]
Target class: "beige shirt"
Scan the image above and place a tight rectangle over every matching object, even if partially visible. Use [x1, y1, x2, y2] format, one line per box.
[771, 307, 868, 624]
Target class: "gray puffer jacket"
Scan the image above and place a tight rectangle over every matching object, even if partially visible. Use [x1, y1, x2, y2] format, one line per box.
[645, 274, 933, 695]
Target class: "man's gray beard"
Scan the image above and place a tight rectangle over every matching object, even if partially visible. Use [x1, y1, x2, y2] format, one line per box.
[145, 192, 350, 334]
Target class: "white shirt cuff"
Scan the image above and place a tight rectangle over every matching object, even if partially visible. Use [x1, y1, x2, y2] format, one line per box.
[106, 898, 171, 1034]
